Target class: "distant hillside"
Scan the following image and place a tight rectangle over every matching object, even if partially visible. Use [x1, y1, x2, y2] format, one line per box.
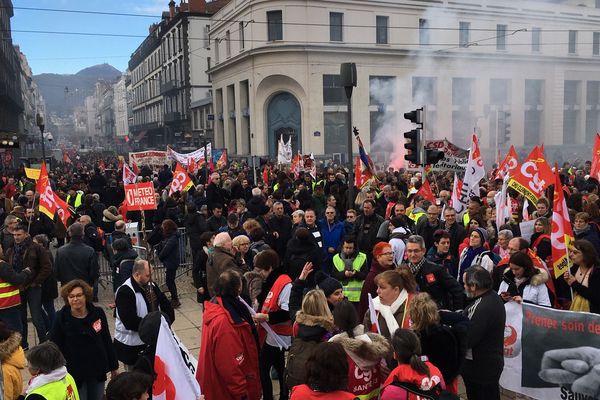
[34, 63, 122, 116]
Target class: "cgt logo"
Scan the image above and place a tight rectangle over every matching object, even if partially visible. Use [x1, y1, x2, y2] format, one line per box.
[503, 325, 521, 358]
[153, 356, 176, 400]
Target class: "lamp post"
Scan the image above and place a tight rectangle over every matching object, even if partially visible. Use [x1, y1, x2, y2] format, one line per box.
[36, 113, 46, 165]
[340, 63, 357, 209]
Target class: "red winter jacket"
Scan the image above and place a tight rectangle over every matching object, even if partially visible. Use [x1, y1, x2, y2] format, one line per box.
[290, 384, 358, 400]
[380, 362, 445, 400]
[196, 297, 261, 400]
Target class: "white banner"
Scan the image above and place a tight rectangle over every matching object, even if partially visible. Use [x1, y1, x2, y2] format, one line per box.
[501, 302, 600, 399]
[407, 139, 469, 171]
[167, 146, 206, 166]
[129, 151, 168, 168]
[153, 316, 202, 399]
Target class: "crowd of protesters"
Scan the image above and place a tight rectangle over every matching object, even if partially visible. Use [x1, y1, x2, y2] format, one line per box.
[0, 152, 599, 399]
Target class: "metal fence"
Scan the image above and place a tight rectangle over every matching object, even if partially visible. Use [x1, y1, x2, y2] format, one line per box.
[98, 227, 193, 292]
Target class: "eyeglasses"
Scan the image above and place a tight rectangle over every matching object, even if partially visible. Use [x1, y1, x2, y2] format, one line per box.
[380, 252, 394, 256]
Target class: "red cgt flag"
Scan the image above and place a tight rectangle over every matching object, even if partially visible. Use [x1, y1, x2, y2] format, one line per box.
[551, 165, 575, 278]
[508, 146, 553, 204]
[416, 179, 436, 203]
[53, 193, 72, 227]
[169, 163, 193, 195]
[495, 145, 520, 181]
[35, 161, 57, 220]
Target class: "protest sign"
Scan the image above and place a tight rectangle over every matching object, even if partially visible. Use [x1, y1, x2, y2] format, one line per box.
[501, 302, 600, 399]
[124, 182, 157, 210]
[408, 139, 468, 171]
[129, 150, 168, 168]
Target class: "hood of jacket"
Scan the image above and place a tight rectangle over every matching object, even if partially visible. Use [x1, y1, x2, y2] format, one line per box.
[0, 331, 22, 362]
[331, 328, 391, 369]
[295, 312, 334, 332]
[203, 297, 236, 327]
[247, 196, 269, 216]
[102, 208, 122, 222]
[503, 266, 549, 287]
[114, 248, 139, 264]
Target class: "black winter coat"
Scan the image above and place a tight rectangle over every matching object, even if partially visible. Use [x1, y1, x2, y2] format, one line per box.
[353, 213, 384, 254]
[413, 258, 465, 311]
[55, 239, 99, 285]
[158, 232, 180, 270]
[49, 304, 119, 384]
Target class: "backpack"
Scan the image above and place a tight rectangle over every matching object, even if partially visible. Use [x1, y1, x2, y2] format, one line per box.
[284, 338, 320, 389]
[386, 379, 460, 400]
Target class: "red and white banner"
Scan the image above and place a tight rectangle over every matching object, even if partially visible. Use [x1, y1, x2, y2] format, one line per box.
[153, 316, 202, 400]
[35, 161, 57, 220]
[124, 182, 157, 211]
[407, 139, 469, 172]
[167, 146, 207, 167]
[129, 150, 168, 168]
[123, 163, 137, 185]
[508, 146, 554, 204]
[551, 168, 575, 278]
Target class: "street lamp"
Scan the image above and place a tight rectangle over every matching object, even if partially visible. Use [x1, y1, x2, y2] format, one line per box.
[340, 62, 357, 208]
[36, 113, 46, 164]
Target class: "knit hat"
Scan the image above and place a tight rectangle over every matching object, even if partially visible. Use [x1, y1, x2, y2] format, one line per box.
[473, 227, 489, 244]
[315, 271, 343, 298]
[139, 311, 172, 345]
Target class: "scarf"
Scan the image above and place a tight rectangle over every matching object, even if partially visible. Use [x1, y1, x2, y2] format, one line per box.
[27, 366, 68, 394]
[222, 295, 260, 350]
[460, 246, 486, 277]
[574, 225, 590, 236]
[340, 251, 356, 271]
[373, 290, 408, 336]
[408, 257, 426, 275]
[13, 236, 32, 272]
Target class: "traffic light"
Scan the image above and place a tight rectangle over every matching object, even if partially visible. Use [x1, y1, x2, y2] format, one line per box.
[425, 149, 445, 165]
[504, 111, 511, 143]
[404, 108, 423, 165]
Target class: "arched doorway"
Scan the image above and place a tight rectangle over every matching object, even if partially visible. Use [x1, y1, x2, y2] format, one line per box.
[267, 92, 301, 156]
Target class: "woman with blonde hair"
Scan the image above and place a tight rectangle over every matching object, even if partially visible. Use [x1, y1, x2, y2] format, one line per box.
[363, 268, 417, 342]
[286, 263, 335, 390]
[408, 293, 468, 395]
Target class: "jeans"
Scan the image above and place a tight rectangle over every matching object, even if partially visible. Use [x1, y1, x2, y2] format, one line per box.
[42, 299, 56, 333]
[0, 306, 23, 335]
[20, 286, 47, 348]
[78, 379, 106, 400]
[260, 343, 288, 400]
[165, 268, 178, 301]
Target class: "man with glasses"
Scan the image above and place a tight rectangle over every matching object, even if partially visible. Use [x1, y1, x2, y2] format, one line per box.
[206, 172, 229, 213]
[416, 205, 442, 251]
[404, 235, 464, 311]
[344, 209, 357, 235]
[440, 206, 467, 259]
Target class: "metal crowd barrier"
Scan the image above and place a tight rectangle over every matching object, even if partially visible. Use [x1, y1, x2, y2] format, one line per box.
[98, 227, 193, 293]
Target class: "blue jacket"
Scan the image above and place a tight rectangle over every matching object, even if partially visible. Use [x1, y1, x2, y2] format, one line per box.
[319, 219, 345, 260]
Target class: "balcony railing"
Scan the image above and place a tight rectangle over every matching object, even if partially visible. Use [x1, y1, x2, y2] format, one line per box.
[164, 112, 181, 123]
[161, 80, 179, 95]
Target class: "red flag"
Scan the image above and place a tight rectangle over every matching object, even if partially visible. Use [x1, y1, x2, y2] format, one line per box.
[99, 160, 106, 171]
[132, 162, 139, 175]
[169, 163, 194, 195]
[35, 162, 57, 220]
[290, 152, 303, 179]
[494, 145, 520, 181]
[508, 146, 553, 204]
[119, 200, 129, 222]
[590, 133, 600, 181]
[53, 193, 72, 227]
[551, 165, 575, 278]
[416, 179, 436, 203]
[354, 156, 363, 188]
[63, 152, 72, 164]
[188, 158, 198, 175]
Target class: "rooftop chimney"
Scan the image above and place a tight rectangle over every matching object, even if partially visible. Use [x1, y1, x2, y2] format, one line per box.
[169, 0, 176, 18]
[189, 0, 207, 13]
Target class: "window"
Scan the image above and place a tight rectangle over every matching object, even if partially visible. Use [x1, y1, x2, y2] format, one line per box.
[412, 77, 436, 105]
[239, 22, 245, 50]
[532, 27, 541, 52]
[452, 78, 475, 147]
[419, 18, 430, 46]
[594, 32, 599, 56]
[214, 38, 219, 63]
[330, 12, 343, 42]
[569, 30, 577, 54]
[324, 112, 348, 154]
[490, 79, 511, 106]
[323, 75, 346, 105]
[496, 24, 507, 50]
[459, 22, 470, 48]
[524, 79, 544, 145]
[587, 81, 600, 143]
[226, 31, 231, 57]
[369, 76, 396, 105]
[564, 81, 581, 144]
[376, 16, 388, 44]
[267, 10, 283, 41]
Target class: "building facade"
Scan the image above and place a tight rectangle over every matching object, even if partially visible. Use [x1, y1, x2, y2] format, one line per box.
[15, 46, 45, 151]
[128, 0, 224, 150]
[0, 0, 23, 135]
[208, 0, 600, 165]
